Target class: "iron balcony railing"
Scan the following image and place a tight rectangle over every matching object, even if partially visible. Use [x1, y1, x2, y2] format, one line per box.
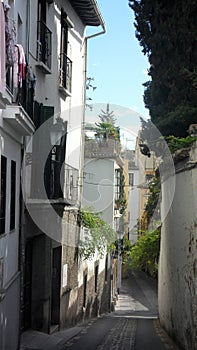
[29, 156, 79, 202]
[6, 64, 34, 119]
[47, 160, 79, 202]
[59, 53, 72, 93]
[37, 21, 52, 70]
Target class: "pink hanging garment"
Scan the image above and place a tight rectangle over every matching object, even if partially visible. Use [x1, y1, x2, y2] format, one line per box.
[16, 44, 26, 86]
[13, 44, 26, 88]
[13, 45, 19, 88]
[0, 1, 6, 94]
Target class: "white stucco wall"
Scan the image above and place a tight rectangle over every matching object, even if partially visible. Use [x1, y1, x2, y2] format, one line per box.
[0, 128, 21, 286]
[158, 143, 197, 350]
[0, 121, 22, 350]
[128, 168, 140, 245]
[82, 158, 115, 226]
[26, 0, 86, 171]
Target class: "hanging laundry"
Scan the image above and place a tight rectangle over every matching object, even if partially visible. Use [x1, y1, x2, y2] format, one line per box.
[26, 66, 36, 95]
[16, 44, 26, 87]
[0, 1, 6, 94]
[4, 3, 16, 66]
[13, 44, 26, 88]
[26, 65, 36, 118]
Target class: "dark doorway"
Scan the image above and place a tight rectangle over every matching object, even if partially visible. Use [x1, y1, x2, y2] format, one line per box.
[21, 239, 32, 331]
[51, 247, 61, 326]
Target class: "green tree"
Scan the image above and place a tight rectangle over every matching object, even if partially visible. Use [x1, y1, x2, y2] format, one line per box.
[129, 0, 197, 137]
[129, 228, 161, 278]
[95, 104, 120, 141]
[98, 103, 116, 125]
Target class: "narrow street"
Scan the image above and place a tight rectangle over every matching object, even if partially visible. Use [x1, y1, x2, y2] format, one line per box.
[60, 271, 180, 350]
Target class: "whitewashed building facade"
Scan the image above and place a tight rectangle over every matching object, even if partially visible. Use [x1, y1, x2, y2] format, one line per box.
[0, 0, 105, 348]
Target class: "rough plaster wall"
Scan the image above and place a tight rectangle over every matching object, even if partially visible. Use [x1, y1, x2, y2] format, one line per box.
[159, 148, 197, 350]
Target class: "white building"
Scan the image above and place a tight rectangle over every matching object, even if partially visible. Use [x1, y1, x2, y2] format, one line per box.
[83, 137, 125, 300]
[0, 0, 105, 348]
[126, 150, 140, 245]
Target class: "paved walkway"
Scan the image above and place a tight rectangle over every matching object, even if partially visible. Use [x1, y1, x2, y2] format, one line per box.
[114, 270, 158, 318]
[20, 270, 180, 350]
[20, 326, 83, 350]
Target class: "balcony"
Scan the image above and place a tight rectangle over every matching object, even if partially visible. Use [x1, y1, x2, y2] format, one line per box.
[2, 105, 34, 137]
[29, 154, 79, 205]
[36, 21, 52, 74]
[2, 64, 35, 137]
[59, 53, 72, 96]
[48, 161, 78, 203]
[6, 65, 34, 119]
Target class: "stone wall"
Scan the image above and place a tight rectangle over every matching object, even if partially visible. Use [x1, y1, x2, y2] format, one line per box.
[80, 268, 111, 319]
[158, 142, 197, 350]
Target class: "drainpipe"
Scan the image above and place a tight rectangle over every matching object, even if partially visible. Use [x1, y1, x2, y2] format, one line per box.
[78, 10, 106, 251]
[79, 12, 106, 206]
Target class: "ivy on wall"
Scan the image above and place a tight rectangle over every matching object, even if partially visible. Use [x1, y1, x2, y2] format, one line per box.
[165, 135, 197, 154]
[145, 176, 161, 222]
[79, 209, 116, 260]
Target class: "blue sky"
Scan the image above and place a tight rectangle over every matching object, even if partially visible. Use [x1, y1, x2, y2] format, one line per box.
[86, 0, 150, 119]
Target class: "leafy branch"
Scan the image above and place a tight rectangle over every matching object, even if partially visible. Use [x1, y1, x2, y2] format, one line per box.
[165, 135, 197, 154]
[145, 176, 161, 221]
[129, 228, 161, 279]
[79, 209, 116, 260]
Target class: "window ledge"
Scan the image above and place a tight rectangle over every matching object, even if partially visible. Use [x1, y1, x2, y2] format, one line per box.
[59, 85, 72, 97]
[0, 88, 12, 109]
[35, 61, 52, 74]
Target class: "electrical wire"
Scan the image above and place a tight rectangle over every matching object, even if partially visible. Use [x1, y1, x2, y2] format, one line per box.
[83, 180, 139, 188]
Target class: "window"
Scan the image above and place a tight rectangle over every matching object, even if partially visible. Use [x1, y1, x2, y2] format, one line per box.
[10, 160, 16, 230]
[146, 174, 153, 181]
[129, 173, 134, 186]
[0, 156, 7, 234]
[115, 169, 120, 201]
[37, 0, 52, 70]
[83, 274, 87, 308]
[105, 255, 108, 282]
[95, 265, 98, 293]
[59, 9, 72, 93]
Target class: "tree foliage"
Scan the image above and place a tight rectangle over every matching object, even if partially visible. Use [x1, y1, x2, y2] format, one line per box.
[145, 176, 160, 221]
[165, 135, 197, 153]
[98, 103, 117, 125]
[95, 104, 120, 141]
[129, 0, 197, 137]
[79, 209, 116, 260]
[129, 228, 161, 278]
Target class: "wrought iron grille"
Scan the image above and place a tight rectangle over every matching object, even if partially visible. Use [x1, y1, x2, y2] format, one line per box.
[59, 53, 72, 93]
[37, 21, 52, 70]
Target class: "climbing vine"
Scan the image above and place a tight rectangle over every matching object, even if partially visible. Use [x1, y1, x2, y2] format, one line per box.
[165, 135, 197, 154]
[79, 209, 116, 260]
[145, 176, 161, 222]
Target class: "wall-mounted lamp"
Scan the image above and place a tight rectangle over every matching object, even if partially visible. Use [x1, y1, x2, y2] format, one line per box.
[50, 116, 67, 146]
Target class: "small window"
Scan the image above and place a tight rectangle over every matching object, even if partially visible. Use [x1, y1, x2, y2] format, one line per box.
[83, 274, 87, 308]
[10, 160, 16, 230]
[0, 156, 7, 234]
[129, 173, 134, 186]
[95, 265, 99, 293]
[115, 169, 120, 201]
[105, 255, 108, 282]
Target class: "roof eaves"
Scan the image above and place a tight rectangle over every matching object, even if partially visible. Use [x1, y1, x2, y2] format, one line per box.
[69, 0, 104, 27]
